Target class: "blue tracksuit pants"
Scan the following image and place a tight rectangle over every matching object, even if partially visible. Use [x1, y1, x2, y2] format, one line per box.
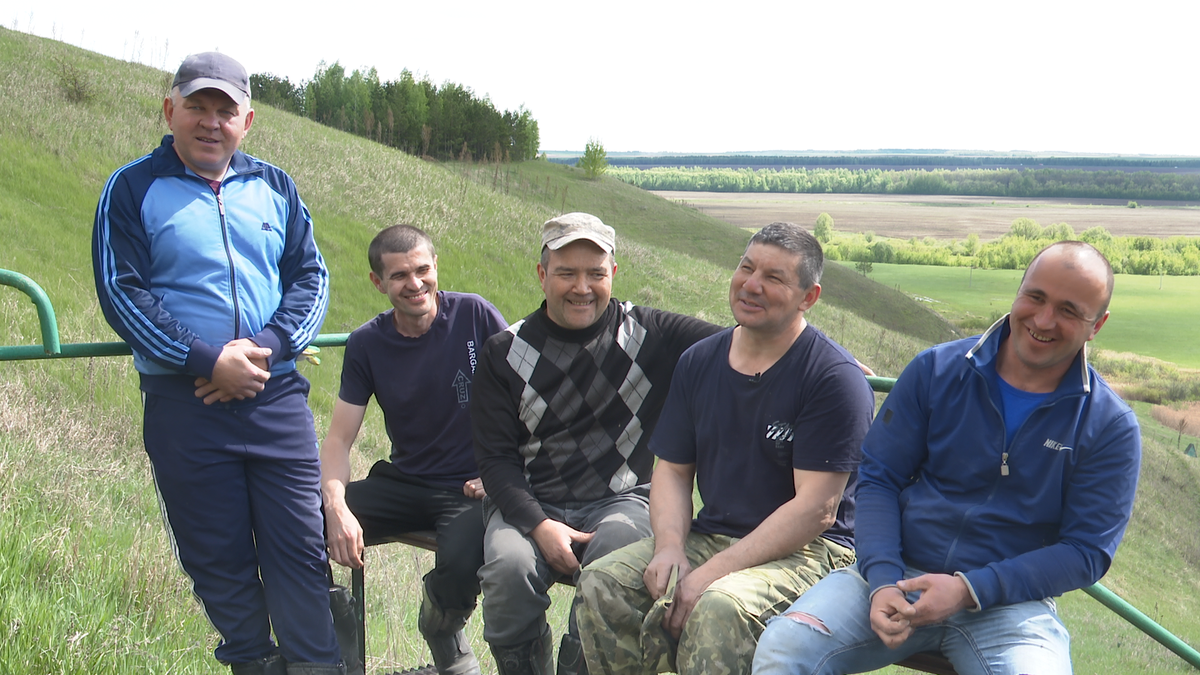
[142, 371, 340, 666]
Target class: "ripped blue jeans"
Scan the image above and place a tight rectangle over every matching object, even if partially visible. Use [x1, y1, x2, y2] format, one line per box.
[752, 563, 1071, 675]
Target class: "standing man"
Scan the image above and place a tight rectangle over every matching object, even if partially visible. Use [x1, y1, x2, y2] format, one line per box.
[753, 241, 1141, 675]
[321, 224, 507, 675]
[93, 53, 341, 674]
[575, 222, 875, 675]
[471, 213, 723, 675]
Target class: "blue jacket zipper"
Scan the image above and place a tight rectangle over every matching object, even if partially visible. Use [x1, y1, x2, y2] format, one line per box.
[216, 188, 242, 340]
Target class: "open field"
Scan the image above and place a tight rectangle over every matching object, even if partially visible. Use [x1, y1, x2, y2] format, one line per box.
[654, 191, 1200, 241]
[840, 262, 1200, 370]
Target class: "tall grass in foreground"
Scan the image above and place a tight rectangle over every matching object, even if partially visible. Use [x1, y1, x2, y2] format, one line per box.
[0, 355, 215, 673]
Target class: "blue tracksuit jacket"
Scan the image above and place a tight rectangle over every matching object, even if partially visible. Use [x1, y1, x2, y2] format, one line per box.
[856, 317, 1141, 611]
[92, 135, 328, 388]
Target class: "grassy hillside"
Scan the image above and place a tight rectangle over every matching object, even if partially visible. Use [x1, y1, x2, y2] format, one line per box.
[0, 27, 1197, 674]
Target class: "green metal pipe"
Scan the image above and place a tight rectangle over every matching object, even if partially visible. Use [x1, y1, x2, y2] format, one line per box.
[866, 375, 895, 393]
[310, 333, 350, 349]
[0, 334, 351, 361]
[0, 269, 61, 355]
[1084, 582, 1200, 668]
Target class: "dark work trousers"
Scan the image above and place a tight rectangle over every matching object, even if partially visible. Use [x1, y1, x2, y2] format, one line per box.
[478, 487, 652, 646]
[142, 371, 341, 666]
[344, 460, 485, 612]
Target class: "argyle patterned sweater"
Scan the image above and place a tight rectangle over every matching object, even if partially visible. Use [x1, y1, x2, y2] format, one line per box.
[472, 299, 720, 534]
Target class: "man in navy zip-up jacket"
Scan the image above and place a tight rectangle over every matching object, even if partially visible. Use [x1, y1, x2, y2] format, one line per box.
[754, 241, 1141, 675]
[92, 52, 341, 675]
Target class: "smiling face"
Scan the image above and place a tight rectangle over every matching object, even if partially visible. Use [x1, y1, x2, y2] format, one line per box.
[1002, 245, 1110, 389]
[538, 240, 615, 330]
[370, 245, 439, 336]
[163, 88, 253, 181]
[729, 242, 820, 335]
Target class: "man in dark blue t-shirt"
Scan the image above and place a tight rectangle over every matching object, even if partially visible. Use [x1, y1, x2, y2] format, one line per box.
[576, 222, 875, 675]
[321, 225, 507, 675]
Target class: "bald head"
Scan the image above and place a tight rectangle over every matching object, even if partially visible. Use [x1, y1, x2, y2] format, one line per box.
[1002, 240, 1113, 387]
[1022, 241, 1114, 319]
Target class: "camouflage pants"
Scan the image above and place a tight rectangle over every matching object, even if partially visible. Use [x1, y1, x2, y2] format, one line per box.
[575, 533, 854, 675]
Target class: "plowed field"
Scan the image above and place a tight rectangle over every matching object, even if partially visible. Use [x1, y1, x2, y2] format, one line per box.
[652, 191, 1200, 240]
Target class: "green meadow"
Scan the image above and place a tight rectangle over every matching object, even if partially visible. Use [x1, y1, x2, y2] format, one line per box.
[848, 262, 1200, 370]
[1, 26, 1199, 675]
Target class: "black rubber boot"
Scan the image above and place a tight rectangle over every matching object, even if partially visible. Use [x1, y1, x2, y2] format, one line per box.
[489, 624, 553, 675]
[230, 652, 287, 675]
[417, 572, 481, 675]
[555, 633, 588, 675]
[329, 583, 365, 675]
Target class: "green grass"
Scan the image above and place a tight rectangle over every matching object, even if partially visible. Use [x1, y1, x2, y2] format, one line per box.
[1, 25, 1198, 675]
[849, 262, 1200, 369]
[0, 356, 215, 672]
[1057, 403, 1200, 674]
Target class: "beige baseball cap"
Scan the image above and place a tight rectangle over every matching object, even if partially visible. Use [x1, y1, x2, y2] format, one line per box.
[541, 213, 615, 255]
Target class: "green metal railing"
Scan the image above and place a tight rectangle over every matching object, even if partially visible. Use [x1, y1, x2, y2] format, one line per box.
[2, 269, 1198, 670]
[0, 269, 350, 361]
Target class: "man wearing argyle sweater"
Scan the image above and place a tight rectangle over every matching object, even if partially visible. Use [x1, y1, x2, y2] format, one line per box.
[472, 213, 720, 675]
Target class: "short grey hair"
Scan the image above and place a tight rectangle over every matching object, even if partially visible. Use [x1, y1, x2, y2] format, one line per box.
[747, 222, 824, 289]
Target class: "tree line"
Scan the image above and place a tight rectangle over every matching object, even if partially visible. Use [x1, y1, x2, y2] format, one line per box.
[558, 154, 1200, 169]
[609, 166, 1200, 202]
[250, 64, 539, 162]
[817, 216, 1200, 276]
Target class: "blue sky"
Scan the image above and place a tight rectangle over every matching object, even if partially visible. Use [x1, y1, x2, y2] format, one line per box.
[8, 0, 1198, 155]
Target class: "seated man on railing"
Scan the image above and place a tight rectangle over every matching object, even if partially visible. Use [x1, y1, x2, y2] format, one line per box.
[753, 241, 1142, 675]
[470, 213, 723, 675]
[320, 224, 507, 675]
[574, 222, 875, 675]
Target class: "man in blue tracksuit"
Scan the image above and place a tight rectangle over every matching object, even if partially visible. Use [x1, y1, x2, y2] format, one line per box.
[753, 241, 1141, 675]
[92, 52, 341, 675]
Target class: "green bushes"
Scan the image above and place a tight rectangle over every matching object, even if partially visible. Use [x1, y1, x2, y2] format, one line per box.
[817, 216, 1200, 276]
[609, 165, 1200, 202]
[1089, 351, 1200, 405]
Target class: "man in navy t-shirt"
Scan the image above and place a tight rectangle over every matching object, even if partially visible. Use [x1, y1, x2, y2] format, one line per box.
[321, 225, 507, 675]
[576, 222, 875, 675]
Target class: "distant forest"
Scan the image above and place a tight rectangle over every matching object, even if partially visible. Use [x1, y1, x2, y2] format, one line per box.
[552, 154, 1200, 170]
[608, 166, 1200, 202]
[251, 64, 539, 162]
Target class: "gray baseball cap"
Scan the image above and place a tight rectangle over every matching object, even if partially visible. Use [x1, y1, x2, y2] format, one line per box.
[541, 213, 615, 255]
[172, 52, 250, 104]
